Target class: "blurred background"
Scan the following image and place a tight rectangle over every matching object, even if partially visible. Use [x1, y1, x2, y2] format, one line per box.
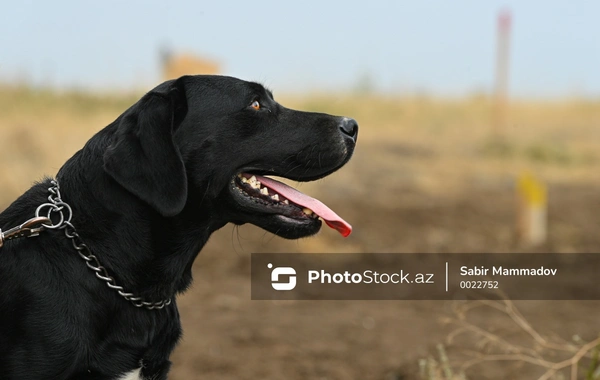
[1, 1, 599, 379]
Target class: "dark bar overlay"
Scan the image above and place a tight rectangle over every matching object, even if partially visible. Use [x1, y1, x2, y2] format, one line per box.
[251, 253, 600, 300]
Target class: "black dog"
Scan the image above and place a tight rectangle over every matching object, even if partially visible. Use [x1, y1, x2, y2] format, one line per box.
[0, 75, 357, 379]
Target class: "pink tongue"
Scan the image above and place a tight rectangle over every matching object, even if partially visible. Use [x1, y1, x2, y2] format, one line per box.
[254, 175, 352, 237]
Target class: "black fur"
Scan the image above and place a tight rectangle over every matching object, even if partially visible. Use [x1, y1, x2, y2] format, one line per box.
[0, 75, 357, 379]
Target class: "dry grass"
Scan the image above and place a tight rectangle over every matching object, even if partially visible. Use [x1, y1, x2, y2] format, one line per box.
[419, 298, 600, 380]
[1, 86, 598, 207]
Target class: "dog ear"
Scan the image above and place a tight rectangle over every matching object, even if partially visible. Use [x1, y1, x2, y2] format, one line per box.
[103, 79, 188, 217]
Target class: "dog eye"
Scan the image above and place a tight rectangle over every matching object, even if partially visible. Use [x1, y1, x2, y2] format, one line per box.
[250, 100, 261, 110]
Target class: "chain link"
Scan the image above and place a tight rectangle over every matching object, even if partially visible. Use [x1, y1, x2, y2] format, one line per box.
[36, 180, 171, 310]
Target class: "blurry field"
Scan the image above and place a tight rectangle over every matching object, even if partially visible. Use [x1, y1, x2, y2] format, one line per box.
[1, 84, 599, 379]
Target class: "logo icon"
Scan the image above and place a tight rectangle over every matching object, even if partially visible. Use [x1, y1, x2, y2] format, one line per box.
[268, 263, 297, 291]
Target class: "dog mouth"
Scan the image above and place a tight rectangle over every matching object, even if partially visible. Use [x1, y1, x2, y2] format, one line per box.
[230, 173, 352, 237]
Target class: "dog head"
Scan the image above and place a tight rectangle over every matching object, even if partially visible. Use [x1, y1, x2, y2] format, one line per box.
[103, 75, 357, 239]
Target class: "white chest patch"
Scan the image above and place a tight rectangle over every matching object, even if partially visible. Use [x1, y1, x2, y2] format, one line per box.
[117, 367, 144, 380]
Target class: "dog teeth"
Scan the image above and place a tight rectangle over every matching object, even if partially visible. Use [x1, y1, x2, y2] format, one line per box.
[271, 194, 279, 201]
[249, 177, 261, 189]
[260, 187, 269, 195]
[302, 208, 313, 215]
[241, 177, 248, 183]
[283, 200, 289, 204]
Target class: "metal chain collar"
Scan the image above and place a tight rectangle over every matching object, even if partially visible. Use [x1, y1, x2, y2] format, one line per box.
[0, 179, 171, 311]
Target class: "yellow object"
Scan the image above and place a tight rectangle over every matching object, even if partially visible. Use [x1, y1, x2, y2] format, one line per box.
[517, 172, 547, 206]
[516, 171, 547, 246]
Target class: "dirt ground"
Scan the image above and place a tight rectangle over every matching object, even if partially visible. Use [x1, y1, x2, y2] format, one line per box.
[169, 148, 600, 379]
[1, 89, 599, 379]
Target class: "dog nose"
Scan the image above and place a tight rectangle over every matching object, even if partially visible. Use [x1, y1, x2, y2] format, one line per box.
[339, 118, 358, 141]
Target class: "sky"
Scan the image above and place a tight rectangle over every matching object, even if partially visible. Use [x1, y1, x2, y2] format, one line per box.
[1, 1, 599, 97]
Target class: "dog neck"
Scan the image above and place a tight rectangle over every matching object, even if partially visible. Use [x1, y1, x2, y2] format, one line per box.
[52, 127, 227, 304]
